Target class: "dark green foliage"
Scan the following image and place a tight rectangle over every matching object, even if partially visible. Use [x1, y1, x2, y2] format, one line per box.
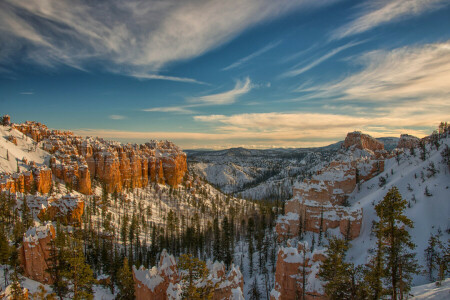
[318, 237, 363, 300]
[61, 237, 95, 300]
[116, 258, 135, 300]
[373, 186, 419, 299]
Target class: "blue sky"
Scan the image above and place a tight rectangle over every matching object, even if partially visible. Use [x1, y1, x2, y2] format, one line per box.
[1, 0, 449, 149]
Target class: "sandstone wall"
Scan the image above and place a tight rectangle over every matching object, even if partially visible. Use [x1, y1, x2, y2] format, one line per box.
[271, 242, 327, 300]
[19, 224, 55, 284]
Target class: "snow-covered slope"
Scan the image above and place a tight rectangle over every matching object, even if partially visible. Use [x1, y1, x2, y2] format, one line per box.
[187, 137, 398, 201]
[410, 278, 450, 299]
[0, 125, 50, 173]
[187, 147, 338, 200]
[345, 137, 449, 285]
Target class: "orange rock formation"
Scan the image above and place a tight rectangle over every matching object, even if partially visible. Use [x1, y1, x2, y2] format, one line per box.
[19, 223, 55, 284]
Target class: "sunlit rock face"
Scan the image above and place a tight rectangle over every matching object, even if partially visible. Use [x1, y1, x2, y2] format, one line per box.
[397, 134, 420, 149]
[133, 250, 244, 300]
[14, 120, 187, 194]
[271, 241, 327, 300]
[20, 223, 56, 284]
[276, 132, 387, 242]
[343, 131, 384, 152]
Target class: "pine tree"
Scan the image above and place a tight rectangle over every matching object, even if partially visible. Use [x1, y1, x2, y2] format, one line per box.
[212, 217, 221, 262]
[0, 226, 10, 265]
[116, 258, 135, 300]
[222, 216, 233, 269]
[31, 285, 58, 300]
[424, 233, 439, 281]
[373, 186, 419, 299]
[46, 224, 69, 300]
[248, 277, 261, 300]
[178, 253, 215, 299]
[364, 226, 384, 299]
[318, 237, 355, 299]
[21, 197, 33, 230]
[61, 237, 95, 300]
[9, 268, 25, 300]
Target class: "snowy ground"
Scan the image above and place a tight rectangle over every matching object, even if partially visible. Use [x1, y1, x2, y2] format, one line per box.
[0, 265, 115, 299]
[0, 125, 50, 173]
[410, 278, 450, 299]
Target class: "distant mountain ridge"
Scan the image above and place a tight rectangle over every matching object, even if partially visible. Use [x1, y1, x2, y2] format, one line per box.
[187, 136, 399, 200]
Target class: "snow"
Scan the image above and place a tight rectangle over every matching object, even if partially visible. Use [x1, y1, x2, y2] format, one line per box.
[0, 265, 115, 299]
[23, 222, 53, 243]
[132, 265, 164, 292]
[344, 137, 450, 286]
[410, 278, 450, 299]
[0, 125, 50, 174]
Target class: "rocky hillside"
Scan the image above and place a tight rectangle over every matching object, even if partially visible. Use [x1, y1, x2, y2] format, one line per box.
[271, 129, 450, 299]
[187, 137, 398, 201]
[0, 115, 257, 299]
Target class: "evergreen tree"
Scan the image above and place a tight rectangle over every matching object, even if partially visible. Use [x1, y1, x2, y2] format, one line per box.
[364, 228, 384, 299]
[248, 277, 261, 300]
[212, 217, 221, 262]
[116, 258, 135, 300]
[222, 216, 233, 269]
[21, 197, 33, 230]
[373, 186, 419, 299]
[31, 285, 58, 300]
[9, 268, 25, 300]
[61, 237, 95, 300]
[178, 253, 215, 299]
[318, 237, 357, 299]
[46, 221, 69, 300]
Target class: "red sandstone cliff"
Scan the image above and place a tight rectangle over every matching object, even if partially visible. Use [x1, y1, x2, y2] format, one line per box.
[19, 223, 55, 284]
[133, 250, 244, 300]
[276, 132, 386, 243]
[397, 134, 420, 149]
[271, 241, 327, 300]
[343, 131, 384, 151]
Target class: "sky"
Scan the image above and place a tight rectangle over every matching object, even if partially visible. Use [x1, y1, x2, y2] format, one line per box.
[0, 0, 449, 149]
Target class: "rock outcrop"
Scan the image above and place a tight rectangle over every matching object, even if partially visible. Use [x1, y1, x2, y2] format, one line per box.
[12, 120, 187, 194]
[133, 250, 244, 300]
[276, 132, 386, 242]
[271, 241, 327, 300]
[1, 192, 84, 225]
[343, 131, 384, 151]
[0, 166, 52, 194]
[397, 134, 420, 149]
[19, 223, 55, 284]
[2, 114, 11, 126]
[133, 250, 179, 300]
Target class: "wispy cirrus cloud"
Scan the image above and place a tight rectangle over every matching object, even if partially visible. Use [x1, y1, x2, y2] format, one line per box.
[331, 0, 449, 40]
[222, 41, 281, 71]
[189, 77, 252, 105]
[109, 115, 125, 120]
[282, 41, 362, 77]
[74, 106, 444, 149]
[297, 41, 450, 103]
[142, 77, 253, 114]
[0, 0, 334, 81]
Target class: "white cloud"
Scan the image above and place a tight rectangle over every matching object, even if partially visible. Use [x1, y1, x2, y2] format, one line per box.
[109, 115, 125, 120]
[189, 77, 252, 105]
[222, 40, 281, 71]
[128, 72, 208, 85]
[0, 0, 333, 80]
[142, 77, 253, 113]
[298, 41, 450, 103]
[142, 106, 196, 114]
[20, 92, 34, 95]
[282, 41, 362, 77]
[332, 0, 448, 40]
